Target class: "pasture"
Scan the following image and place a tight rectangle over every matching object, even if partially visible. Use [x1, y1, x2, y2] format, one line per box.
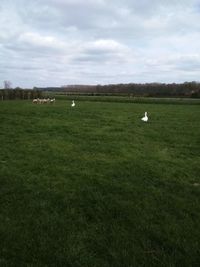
[0, 99, 200, 266]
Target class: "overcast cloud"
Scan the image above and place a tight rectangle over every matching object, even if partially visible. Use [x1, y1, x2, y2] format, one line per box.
[0, 0, 200, 88]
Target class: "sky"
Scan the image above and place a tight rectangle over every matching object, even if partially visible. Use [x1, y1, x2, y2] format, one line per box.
[0, 0, 200, 88]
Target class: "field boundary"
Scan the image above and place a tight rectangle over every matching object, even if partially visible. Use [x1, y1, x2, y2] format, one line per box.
[54, 94, 200, 105]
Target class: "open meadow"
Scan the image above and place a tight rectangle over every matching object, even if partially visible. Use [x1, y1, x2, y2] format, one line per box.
[0, 99, 200, 266]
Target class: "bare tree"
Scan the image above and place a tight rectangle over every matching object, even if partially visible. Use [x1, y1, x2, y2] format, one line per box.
[4, 80, 12, 89]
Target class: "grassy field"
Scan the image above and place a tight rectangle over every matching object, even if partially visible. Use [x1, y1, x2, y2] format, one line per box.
[53, 93, 200, 105]
[0, 99, 200, 267]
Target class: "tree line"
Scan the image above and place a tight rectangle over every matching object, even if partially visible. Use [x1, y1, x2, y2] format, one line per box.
[36, 82, 200, 98]
[0, 88, 43, 100]
[1, 82, 199, 99]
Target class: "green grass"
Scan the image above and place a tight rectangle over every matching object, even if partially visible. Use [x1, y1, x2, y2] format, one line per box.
[0, 100, 200, 267]
[55, 94, 200, 105]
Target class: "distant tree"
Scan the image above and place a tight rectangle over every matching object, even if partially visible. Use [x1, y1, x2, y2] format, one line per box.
[4, 80, 12, 89]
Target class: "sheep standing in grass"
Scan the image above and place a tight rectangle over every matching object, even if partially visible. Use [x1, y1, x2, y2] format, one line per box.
[32, 98, 55, 104]
[50, 98, 55, 103]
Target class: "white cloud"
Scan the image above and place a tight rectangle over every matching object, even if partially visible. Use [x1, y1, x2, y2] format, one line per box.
[18, 32, 66, 51]
[0, 0, 200, 87]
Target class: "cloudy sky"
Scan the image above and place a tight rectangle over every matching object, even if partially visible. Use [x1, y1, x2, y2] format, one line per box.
[0, 0, 200, 88]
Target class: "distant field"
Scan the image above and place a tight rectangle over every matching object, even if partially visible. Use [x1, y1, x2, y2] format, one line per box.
[53, 93, 200, 105]
[0, 99, 200, 267]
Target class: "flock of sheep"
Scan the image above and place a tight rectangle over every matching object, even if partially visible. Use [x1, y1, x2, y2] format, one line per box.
[32, 98, 55, 104]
